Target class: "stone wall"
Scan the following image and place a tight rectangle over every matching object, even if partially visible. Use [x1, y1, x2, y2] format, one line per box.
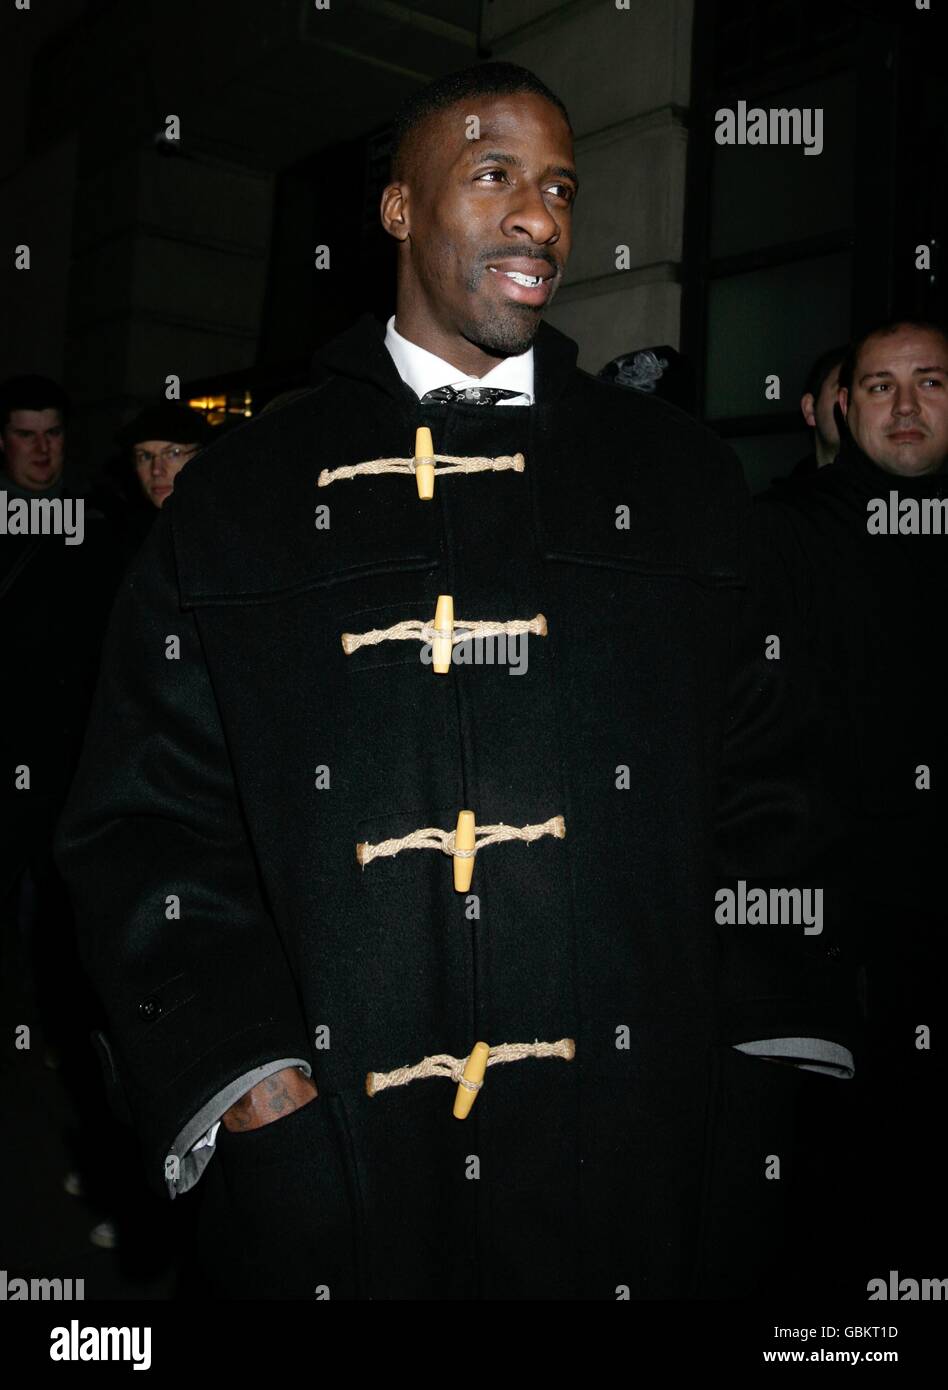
[483, 0, 694, 373]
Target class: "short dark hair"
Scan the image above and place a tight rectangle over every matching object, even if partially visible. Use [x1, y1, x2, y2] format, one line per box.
[0, 374, 70, 431]
[838, 317, 948, 393]
[389, 61, 572, 182]
[802, 344, 848, 402]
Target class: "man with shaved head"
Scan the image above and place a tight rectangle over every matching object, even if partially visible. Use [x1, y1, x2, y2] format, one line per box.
[55, 62, 855, 1300]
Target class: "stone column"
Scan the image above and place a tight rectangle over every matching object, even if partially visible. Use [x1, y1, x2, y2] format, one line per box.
[482, 0, 694, 373]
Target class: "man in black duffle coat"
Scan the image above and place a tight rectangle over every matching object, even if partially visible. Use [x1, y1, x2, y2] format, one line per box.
[53, 63, 856, 1300]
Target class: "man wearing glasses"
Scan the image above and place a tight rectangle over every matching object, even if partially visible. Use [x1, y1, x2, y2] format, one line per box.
[112, 404, 215, 569]
[118, 404, 214, 511]
[117, 405, 212, 514]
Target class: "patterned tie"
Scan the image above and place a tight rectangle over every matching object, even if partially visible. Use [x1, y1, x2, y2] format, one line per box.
[419, 385, 526, 404]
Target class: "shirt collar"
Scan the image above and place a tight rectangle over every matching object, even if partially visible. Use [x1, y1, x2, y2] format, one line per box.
[383, 314, 534, 404]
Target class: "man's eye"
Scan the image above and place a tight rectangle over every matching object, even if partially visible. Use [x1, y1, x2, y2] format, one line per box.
[868, 383, 891, 392]
[922, 377, 944, 388]
[475, 170, 574, 204]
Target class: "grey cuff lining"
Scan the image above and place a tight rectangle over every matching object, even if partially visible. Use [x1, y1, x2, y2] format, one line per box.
[733, 1037, 854, 1079]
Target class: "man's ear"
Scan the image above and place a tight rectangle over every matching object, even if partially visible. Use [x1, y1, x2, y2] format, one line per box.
[800, 392, 816, 428]
[832, 398, 849, 443]
[380, 182, 410, 243]
[837, 386, 849, 420]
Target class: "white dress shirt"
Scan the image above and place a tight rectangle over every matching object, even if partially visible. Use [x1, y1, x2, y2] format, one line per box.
[383, 314, 534, 405]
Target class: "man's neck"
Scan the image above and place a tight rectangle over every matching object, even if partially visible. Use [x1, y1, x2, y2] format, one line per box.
[837, 429, 947, 491]
[392, 310, 507, 380]
[0, 468, 66, 501]
[815, 437, 838, 469]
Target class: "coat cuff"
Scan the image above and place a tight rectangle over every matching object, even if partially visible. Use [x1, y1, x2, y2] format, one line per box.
[165, 1057, 311, 1198]
[732, 1037, 854, 1078]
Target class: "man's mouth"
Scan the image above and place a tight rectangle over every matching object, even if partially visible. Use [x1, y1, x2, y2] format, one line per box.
[888, 429, 925, 442]
[490, 268, 546, 287]
[485, 259, 556, 306]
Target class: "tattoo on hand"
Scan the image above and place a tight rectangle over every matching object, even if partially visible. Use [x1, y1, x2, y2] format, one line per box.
[262, 1076, 293, 1115]
[223, 1067, 317, 1131]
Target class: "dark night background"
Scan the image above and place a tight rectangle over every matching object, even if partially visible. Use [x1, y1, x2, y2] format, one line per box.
[0, 0, 945, 1303]
[1, 0, 945, 492]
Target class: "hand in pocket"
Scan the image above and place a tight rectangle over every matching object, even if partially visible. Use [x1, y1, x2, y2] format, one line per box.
[206, 1093, 359, 1298]
[221, 1066, 318, 1134]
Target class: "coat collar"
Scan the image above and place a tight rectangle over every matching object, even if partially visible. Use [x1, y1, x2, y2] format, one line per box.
[315, 311, 581, 407]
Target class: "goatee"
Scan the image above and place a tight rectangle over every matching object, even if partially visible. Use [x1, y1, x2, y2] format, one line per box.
[463, 313, 539, 360]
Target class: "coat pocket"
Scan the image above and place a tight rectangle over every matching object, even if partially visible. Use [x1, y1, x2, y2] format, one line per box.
[694, 1044, 813, 1298]
[538, 545, 743, 590]
[205, 1095, 365, 1298]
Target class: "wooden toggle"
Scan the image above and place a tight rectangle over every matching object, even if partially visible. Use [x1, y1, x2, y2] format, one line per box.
[453, 1041, 490, 1119]
[432, 594, 454, 673]
[413, 426, 435, 500]
[453, 809, 476, 892]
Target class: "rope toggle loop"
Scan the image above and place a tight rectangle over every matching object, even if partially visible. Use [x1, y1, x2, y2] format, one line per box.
[318, 427, 525, 498]
[365, 1038, 577, 1118]
[356, 811, 566, 893]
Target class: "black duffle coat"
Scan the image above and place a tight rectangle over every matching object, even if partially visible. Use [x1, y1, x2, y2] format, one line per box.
[54, 312, 854, 1300]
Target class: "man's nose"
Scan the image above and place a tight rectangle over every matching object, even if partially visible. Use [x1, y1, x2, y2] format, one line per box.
[504, 187, 560, 245]
[891, 388, 919, 416]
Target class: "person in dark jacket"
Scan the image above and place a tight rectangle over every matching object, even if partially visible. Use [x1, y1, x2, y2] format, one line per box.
[0, 374, 137, 1251]
[0, 374, 119, 951]
[757, 316, 948, 1287]
[108, 403, 217, 571]
[53, 62, 857, 1301]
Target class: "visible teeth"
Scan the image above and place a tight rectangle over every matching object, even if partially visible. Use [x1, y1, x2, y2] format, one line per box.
[490, 268, 543, 287]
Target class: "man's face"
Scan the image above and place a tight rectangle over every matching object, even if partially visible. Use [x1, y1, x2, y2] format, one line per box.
[133, 438, 198, 507]
[801, 365, 841, 458]
[0, 408, 65, 490]
[385, 92, 576, 360]
[840, 326, 948, 477]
